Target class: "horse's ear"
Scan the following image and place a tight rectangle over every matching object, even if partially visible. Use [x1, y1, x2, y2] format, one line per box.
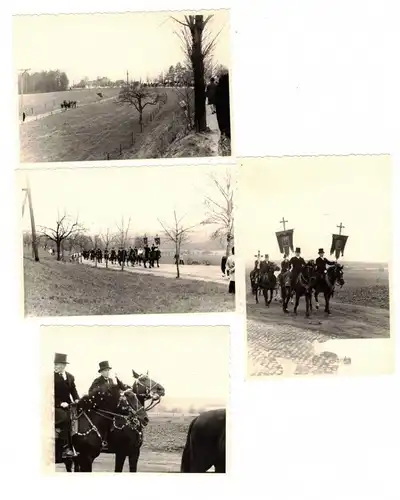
[132, 368, 140, 378]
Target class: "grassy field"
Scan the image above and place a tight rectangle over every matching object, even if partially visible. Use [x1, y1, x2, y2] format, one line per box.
[55, 413, 196, 473]
[19, 88, 180, 162]
[24, 252, 234, 316]
[19, 88, 121, 117]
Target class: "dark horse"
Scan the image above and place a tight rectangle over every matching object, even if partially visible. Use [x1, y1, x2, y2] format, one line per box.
[181, 409, 226, 473]
[55, 384, 148, 472]
[314, 263, 345, 314]
[110, 369, 166, 472]
[258, 264, 280, 306]
[283, 262, 317, 317]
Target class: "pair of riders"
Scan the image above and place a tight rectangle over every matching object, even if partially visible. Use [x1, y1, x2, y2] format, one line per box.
[54, 354, 130, 459]
[256, 248, 336, 289]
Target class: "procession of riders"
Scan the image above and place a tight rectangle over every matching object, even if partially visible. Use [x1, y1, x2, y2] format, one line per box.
[250, 247, 345, 316]
[61, 100, 77, 110]
[71, 244, 161, 269]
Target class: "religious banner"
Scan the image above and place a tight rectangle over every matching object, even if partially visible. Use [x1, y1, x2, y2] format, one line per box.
[330, 233, 349, 259]
[154, 236, 161, 246]
[275, 229, 294, 255]
[143, 236, 148, 246]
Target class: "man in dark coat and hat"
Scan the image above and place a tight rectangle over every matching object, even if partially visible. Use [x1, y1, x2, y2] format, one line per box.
[289, 248, 306, 290]
[315, 248, 336, 284]
[54, 353, 80, 459]
[88, 361, 129, 395]
[215, 72, 231, 139]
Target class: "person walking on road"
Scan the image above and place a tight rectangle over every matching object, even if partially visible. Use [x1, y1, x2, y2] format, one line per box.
[206, 77, 217, 114]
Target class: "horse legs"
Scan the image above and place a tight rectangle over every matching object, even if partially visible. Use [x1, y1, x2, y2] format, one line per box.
[305, 293, 310, 318]
[263, 289, 269, 307]
[77, 455, 93, 472]
[293, 293, 300, 315]
[267, 288, 273, 306]
[324, 292, 331, 314]
[314, 291, 319, 310]
[114, 453, 126, 472]
[128, 449, 140, 472]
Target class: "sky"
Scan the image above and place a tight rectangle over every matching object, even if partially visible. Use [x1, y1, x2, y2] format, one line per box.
[41, 325, 229, 404]
[238, 155, 392, 264]
[13, 10, 230, 84]
[19, 165, 233, 242]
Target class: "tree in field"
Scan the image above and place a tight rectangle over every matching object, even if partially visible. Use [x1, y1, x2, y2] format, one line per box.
[39, 213, 85, 261]
[117, 82, 164, 132]
[158, 211, 197, 278]
[201, 170, 234, 256]
[172, 15, 221, 132]
[115, 217, 131, 271]
[100, 228, 115, 268]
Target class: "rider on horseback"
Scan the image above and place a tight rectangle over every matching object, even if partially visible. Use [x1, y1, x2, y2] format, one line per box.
[289, 247, 306, 289]
[54, 353, 80, 459]
[315, 248, 336, 285]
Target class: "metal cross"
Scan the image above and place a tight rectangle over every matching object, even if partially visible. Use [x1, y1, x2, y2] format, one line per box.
[337, 222, 345, 235]
[280, 217, 288, 231]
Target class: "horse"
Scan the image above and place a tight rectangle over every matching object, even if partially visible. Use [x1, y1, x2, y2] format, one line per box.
[55, 384, 148, 472]
[258, 264, 280, 307]
[181, 409, 226, 473]
[131, 368, 166, 408]
[249, 268, 260, 302]
[290, 262, 317, 317]
[313, 263, 345, 314]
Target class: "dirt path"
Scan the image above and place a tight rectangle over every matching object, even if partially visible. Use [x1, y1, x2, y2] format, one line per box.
[247, 292, 390, 377]
[80, 259, 229, 285]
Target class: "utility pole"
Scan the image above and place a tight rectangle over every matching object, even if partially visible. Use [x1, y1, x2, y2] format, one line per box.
[18, 68, 31, 114]
[22, 178, 40, 262]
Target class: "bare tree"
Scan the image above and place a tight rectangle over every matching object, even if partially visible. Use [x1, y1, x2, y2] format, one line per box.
[39, 212, 85, 261]
[100, 228, 115, 269]
[115, 217, 131, 271]
[22, 231, 32, 249]
[172, 15, 221, 132]
[201, 170, 234, 256]
[158, 211, 197, 278]
[118, 82, 165, 132]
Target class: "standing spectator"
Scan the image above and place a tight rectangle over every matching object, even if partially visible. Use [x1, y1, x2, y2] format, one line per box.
[22, 112, 26, 123]
[226, 247, 235, 294]
[215, 72, 231, 139]
[206, 77, 217, 114]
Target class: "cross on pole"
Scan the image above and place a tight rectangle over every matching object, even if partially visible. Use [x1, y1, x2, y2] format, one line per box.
[279, 217, 288, 231]
[337, 222, 345, 235]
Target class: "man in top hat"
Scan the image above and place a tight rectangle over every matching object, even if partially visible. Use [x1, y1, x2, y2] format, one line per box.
[88, 361, 130, 395]
[289, 247, 306, 289]
[315, 248, 336, 284]
[54, 353, 80, 459]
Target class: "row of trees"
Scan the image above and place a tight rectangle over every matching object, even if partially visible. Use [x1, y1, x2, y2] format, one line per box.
[24, 171, 234, 278]
[18, 70, 69, 94]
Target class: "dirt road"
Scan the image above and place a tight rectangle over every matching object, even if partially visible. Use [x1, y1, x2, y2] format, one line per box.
[247, 291, 390, 377]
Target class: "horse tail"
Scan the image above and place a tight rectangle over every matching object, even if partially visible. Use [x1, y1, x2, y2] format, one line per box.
[180, 417, 196, 472]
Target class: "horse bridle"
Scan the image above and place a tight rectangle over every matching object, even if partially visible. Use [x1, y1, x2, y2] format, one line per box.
[132, 375, 162, 411]
[325, 265, 344, 290]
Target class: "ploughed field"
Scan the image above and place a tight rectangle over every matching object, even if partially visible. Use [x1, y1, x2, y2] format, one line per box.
[55, 413, 195, 473]
[246, 264, 391, 375]
[19, 88, 120, 117]
[19, 88, 180, 162]
[24, 251, 234, 316]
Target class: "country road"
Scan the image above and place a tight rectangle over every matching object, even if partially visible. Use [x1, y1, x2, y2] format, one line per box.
[247, 291, 391, 377]
[80, 259, 228, 285]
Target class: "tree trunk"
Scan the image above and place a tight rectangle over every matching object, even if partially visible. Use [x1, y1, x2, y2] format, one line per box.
[56, 240, 61, 261]
[175, 244, 180, 279]
[192, 16, 207, 132]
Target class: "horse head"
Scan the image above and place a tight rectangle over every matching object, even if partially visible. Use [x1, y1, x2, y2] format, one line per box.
[118, 389, 149, 427]
[329, 263, 345, 287]
[131, 368, 166, 409]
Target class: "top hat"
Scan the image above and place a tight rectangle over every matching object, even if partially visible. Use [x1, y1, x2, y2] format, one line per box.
[54, 353, 69, 364]
[98, 361, 112, 373]
[265, 254, 269, 259]
[295, 247, 301, 253]
[318, 248, 324, 254]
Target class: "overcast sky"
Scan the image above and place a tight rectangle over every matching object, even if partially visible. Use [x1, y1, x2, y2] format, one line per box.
[19, 165, 233, 241]
[238, 155, 391, 263]
[42, 325, 229, 404]
[13, 10, 230, 84]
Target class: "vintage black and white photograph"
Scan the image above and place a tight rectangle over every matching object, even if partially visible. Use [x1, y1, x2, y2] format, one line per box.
[19, 164, 235, 316]
[238, 155, 393, 377]
[14, 10, 231, 163]
[41, 324, 228, 473]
